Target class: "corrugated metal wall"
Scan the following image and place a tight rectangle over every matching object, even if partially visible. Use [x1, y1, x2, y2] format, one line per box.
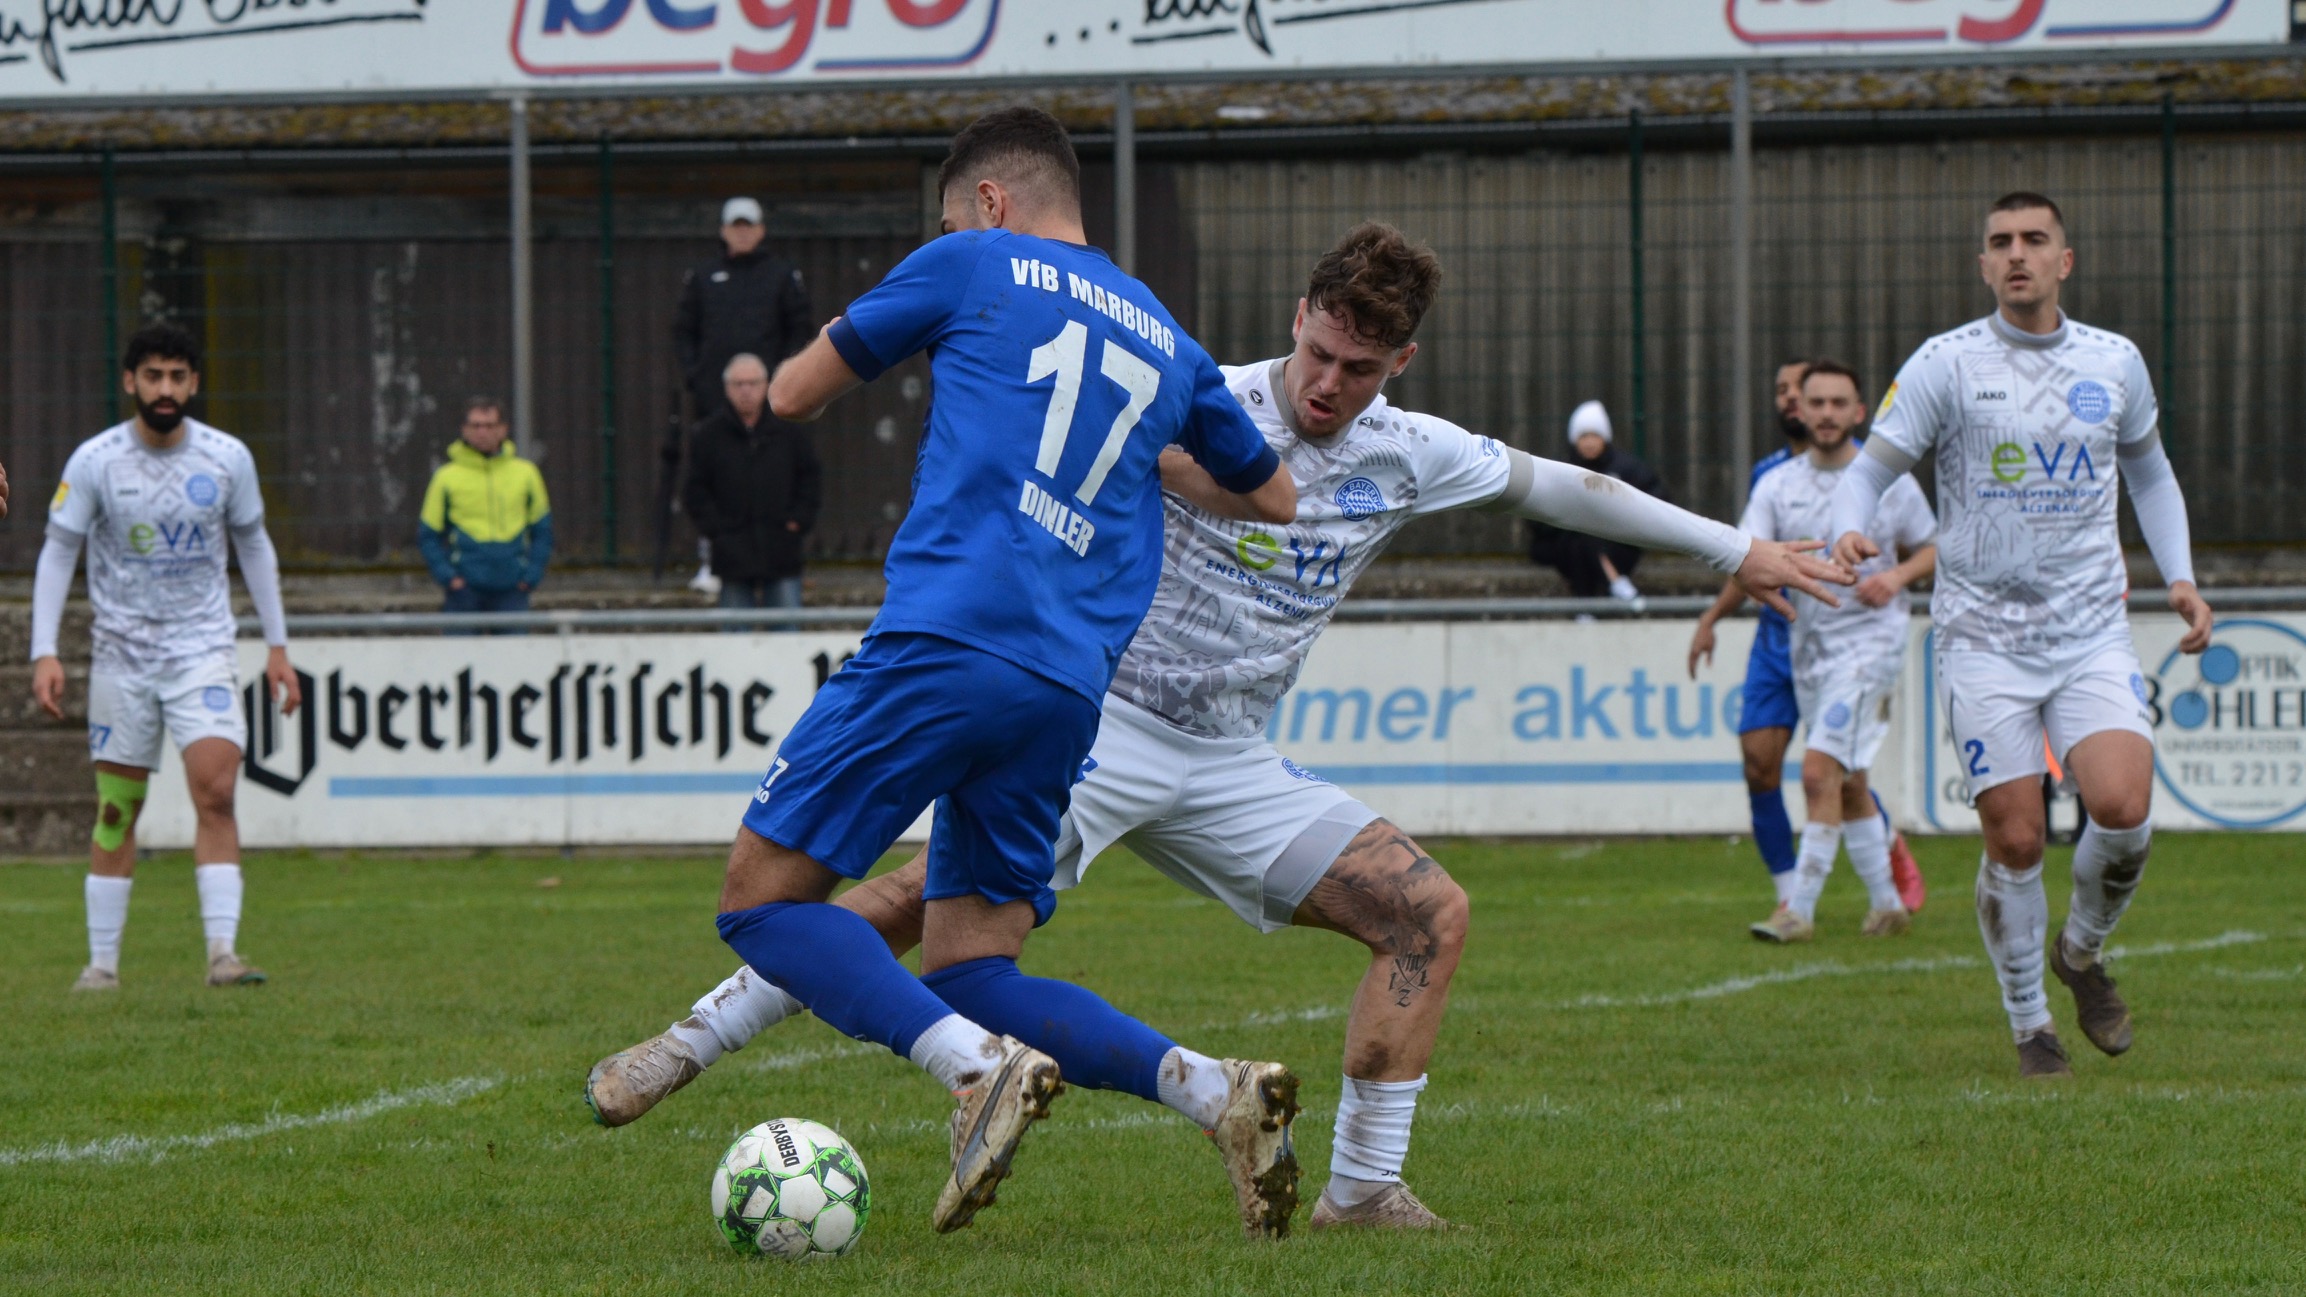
[0, 129, 2299, 570]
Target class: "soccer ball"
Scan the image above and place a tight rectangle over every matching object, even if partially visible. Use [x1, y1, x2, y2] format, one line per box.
[711, 1118, 871, 1260]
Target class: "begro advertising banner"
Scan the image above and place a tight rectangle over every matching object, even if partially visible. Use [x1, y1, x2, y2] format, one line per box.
[140, 612, 2303, 848]
[0, 0, 2285, 101]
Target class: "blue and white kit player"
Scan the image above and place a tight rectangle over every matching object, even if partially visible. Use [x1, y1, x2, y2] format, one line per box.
[1690, 358, 1924, 928]
[683, 109, 1303, 1237]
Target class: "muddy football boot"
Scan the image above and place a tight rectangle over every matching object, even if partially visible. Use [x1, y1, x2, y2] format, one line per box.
[2050, 935, 2133, 1056]
[587, 1028, 706, 1127]
[931, 1036, 1064, 1233]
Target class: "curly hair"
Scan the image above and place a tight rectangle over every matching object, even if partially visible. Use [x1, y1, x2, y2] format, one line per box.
[1304, 223, 1442, 349]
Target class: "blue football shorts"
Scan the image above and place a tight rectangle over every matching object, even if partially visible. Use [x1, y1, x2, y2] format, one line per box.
[740, 631, 1098, 924]
[1738, 613, 1801, 735]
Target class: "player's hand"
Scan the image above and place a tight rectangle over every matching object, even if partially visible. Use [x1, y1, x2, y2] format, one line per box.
[1830, 530, 1879, 568]
[2170, 580, 2213, 654]
[1734, 538, 1853, 620]
[1686, 620, 1717, 679]
[266, 646, 302, 716]
[31, 655, 65, 720]
[1854, 572, 1901, 608]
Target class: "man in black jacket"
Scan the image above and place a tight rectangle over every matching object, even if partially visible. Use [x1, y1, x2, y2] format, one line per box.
[1526, 399, 1669, 599]
[672, 197, 814, 421]
[684, 354, 822, 615]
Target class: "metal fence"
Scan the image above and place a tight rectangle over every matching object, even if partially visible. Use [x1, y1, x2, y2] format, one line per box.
[0, 116, 2300, 572]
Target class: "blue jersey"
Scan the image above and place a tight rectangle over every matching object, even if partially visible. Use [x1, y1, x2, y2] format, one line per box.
[829, 230, 1277, 702]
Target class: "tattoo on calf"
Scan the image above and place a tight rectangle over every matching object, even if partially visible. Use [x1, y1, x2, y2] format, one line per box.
[1388, 952, 1431, 1007]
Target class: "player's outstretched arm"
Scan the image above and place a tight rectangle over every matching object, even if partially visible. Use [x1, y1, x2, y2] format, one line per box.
[2118, 434, 2211, 653]
[768, 324, 864, 423]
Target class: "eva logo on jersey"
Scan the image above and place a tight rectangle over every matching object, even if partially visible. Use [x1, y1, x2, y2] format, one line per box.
[1988, 439, 2100, 485]
[125, 520, 211, 557]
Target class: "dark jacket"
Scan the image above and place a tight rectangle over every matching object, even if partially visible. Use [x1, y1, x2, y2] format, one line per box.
[683, 406, 822, 583]
[1526, 442, 1668, 595]
[673, 247, 813, 412]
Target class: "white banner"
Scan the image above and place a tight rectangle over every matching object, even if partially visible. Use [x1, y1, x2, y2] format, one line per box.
[0, 0, 2285, 100]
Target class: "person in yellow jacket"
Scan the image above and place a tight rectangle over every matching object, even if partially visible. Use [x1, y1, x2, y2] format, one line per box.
[418, 397, 553, 621]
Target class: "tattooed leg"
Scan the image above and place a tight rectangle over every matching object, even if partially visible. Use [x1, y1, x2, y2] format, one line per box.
[1291, 818, 1471, 1082]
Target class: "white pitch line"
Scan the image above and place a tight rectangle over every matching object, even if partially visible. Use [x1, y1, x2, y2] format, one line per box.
[1557, 930, 2266, 1010]
[740, 1041, 882, 1073]
[0, 1076, 500, 1167]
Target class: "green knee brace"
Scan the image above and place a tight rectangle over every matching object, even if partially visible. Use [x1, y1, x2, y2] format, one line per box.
[91, 770, 147, 852]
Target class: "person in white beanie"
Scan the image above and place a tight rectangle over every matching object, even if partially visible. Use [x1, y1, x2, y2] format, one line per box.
[1527, 399, 1668, 599]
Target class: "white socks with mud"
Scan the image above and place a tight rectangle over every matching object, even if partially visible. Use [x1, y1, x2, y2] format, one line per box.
[85, 875, 132, 973]
[1325, 1074, 1427, 1208]
[195, 864, 242, 960]
[906, 1013, 1007, 1093]
[1976, 855, 2052, 1039]
[672, 966, 805, 1067]
[1155, 1047, 1232, 1129]
[2065, 818, 2151, 965]
[1841, 815, 1903, 912]
[1788, 823, 1841, 921]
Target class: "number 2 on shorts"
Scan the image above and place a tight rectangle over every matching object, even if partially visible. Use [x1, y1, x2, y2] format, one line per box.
[1964, 738, 1991, 777]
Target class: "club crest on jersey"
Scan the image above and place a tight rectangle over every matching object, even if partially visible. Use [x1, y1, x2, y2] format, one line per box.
[2066, 380, 2112, 424]
[1334, 477, 1385, 520]
[185, 474, 219, 507]
[1280, 757, 1328, 783]
[203, 685, 233, 713]
[1823, 701, 1852, 730]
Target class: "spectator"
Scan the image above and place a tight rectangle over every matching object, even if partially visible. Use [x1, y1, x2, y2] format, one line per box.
[683, 354, 821, 619]
[418, 396, 553, 621]
[1526, 399, 1667, 600]
[673, 197, 814, 424]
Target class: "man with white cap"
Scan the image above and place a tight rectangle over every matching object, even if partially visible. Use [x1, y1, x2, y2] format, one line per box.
[1526, 399, 1669, 599]
[672, 197, 815, 593]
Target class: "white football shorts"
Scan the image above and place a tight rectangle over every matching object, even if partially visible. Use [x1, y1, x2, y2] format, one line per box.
[1797, 660, 1900, 773]
[86, 654, 246, 770]
[1936, 630, 2155, 798]
[1052, 694, 1380, 933]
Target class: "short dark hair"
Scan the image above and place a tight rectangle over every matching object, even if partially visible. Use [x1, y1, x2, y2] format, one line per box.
[1304, 223, 1443, 349]
[463, 395, 507, 422]
[1989, 191, 2066, 235]
[1800, 357, 1863, 397]
[122, 322, 199, 374]
[1775, 356, 1811, 375]
[937, 107, 1081, 209]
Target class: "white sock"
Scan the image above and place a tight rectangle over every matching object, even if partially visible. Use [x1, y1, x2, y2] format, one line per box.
[673, 966, 805, 1067]
[1789, 822, 1841, 922]
[85, 875, 132, 974]
[1771, 869, 1797, 906]
[1154, 1046, 1232, 1130]
[1326, 1074, 1427, 1207]
[1976, 854, 2052, 1039]
[906, 1013, 1006, 1093]
[2065, 818, 2151, 964]
[1842, 815, 1902, 912]
[195, 864, 243, 960]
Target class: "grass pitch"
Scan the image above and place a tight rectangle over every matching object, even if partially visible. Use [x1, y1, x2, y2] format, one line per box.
[2, 834, 2301, 1295]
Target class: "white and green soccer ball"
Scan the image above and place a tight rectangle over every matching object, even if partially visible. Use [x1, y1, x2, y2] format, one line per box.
[711, 1118, 871, 1260]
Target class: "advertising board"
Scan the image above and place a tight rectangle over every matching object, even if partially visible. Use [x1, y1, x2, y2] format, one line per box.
[0, 0, 2285, 101]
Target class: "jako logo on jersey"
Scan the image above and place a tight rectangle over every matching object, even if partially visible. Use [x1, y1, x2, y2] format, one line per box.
[1334, 477, 1385, 519]
[127, 521, 210, 556]
[2067, 380, 2112, 424]
[1279, 757, 1327, 783]
[203, 685, 233, 713]
[1990, 440, 2099, 485]
[185, 474, 219, 507]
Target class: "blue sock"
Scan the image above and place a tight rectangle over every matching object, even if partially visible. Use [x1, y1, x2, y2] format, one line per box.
[717, 902, 954, 1058]
[1871, 788, 1893, 833]
[923, 955, 1172, 1102]
[1750, 789, 1796, 875]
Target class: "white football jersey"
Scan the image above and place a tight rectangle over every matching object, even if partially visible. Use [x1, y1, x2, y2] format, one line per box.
[47, 419, 266, 672]
[1110, 358, 1513, 739]
[1742, 449, 1935, 689]
[1872, 312, 2157, 654]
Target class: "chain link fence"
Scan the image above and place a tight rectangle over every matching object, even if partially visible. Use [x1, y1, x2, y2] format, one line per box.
[0, 118, 2299, 572]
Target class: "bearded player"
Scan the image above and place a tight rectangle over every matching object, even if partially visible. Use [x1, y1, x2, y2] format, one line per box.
[588, 223, 1852, 1226]
[1830, 193, 2212, 1077]
[30, 323, 299, 992]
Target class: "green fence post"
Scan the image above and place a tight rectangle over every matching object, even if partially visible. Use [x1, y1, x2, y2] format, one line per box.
[2160, 93, 2176, 441]
[100, 144, 118, 414]
[1628, 111, 1647, 461]
[598, 135, 619, 565]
